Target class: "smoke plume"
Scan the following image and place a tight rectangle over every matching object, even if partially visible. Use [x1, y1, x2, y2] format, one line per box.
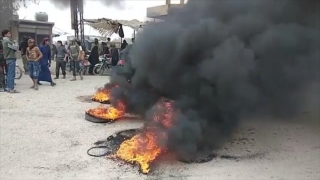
[110, 0, 320, 160]
[46, 0, 125, 10]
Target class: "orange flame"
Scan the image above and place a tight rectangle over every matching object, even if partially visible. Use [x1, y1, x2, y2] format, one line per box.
[86, 103, 125, 121]
[113, 100, 174, 173]
[92, 88, 112, 103]
[114, 131, 162, 173]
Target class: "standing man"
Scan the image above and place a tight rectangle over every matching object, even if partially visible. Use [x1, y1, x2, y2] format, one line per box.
[68, 39, 82, 81]
[19, 36, 28, 74]
[88, 38, 100, 75]
[105, 37, 111, 56]
[26, 38, 42, 90]
[54, 40, 67, 79]
[0, 37, 5, 92]
[38, 38, 56, 86]
[1, 29, 19, 93]
[120, 40, 128, 50]
[110, 44, 119, 66]
[51, 43, 57, 61]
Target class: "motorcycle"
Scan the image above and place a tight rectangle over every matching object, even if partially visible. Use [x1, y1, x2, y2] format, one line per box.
[93, 55, 112, 75]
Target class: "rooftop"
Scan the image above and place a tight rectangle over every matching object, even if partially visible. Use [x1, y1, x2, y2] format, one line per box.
[11, 19, 55, 26]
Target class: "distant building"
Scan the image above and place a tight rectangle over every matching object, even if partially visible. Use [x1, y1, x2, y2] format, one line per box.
[146, 0, 185, 20]
[10, 19, 54, 45]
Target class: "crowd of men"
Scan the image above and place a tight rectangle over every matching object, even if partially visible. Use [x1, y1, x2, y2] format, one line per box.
[0, 29, 89, 93]
[0, 28, 133, 93]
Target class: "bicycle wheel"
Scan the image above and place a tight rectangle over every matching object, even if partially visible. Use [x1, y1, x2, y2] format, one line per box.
[15, 66, 23, 79]
[99, 65, 105, 75]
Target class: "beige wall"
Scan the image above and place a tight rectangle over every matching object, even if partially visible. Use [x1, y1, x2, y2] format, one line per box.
[147, 5, 169, 18]
[9, 21, 53, 59]
[146, 4, 184, 19]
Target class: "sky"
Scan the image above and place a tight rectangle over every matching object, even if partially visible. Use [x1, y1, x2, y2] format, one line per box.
[17, 0, 183, 40]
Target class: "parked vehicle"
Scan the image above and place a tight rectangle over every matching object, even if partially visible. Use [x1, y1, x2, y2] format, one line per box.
[93, 55, 112, 75]
[15, 63, 23, 79]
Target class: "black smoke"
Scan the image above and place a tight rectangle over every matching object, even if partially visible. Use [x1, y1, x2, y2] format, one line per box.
[109, 0, 320, 161]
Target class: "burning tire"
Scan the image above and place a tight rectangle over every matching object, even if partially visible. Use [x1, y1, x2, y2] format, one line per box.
[85, 111, 116, 123]
[91, 99, 110, 104]
[85, 105, 125, 123]
[91, 87, 112, 104]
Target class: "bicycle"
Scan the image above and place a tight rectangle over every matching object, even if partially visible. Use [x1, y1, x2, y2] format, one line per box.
[1, 62, 22, 80]
[15, 63, 23, 79]
[93, 57, 112, 75]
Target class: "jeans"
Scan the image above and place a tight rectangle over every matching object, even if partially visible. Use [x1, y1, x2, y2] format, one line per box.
[28, 61, 40, 79]
[6, 59, 16, 90]
[70, 60, 80, 76]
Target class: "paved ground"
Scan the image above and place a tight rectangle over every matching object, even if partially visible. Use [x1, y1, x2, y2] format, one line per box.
[0, 64, 319, 179]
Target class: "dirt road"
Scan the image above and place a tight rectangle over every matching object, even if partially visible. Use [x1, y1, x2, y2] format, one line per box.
[0, 75, 319, 180]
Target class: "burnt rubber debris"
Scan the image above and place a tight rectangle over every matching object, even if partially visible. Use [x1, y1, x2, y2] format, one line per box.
[87, 129, 140, 157]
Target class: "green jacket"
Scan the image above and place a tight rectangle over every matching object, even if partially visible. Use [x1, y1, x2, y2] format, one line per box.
[2, 37, 17, 59]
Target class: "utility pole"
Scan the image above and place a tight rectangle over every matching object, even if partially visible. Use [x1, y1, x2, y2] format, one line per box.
[70, 0, 84, 46]
[0, 0, 14, 31]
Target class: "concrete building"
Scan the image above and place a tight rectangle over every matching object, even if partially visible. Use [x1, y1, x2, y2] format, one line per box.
[146, 0, 185, 20]
[9, 19, 54, 46]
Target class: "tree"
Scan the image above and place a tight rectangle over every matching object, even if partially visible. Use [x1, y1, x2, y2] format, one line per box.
[0, 0, 38, 32]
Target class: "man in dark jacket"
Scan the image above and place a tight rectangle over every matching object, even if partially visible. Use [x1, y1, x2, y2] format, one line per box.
[110, 44, 119, 66]
[88, 38, 100, 75]
[19, 36, 28, 74]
